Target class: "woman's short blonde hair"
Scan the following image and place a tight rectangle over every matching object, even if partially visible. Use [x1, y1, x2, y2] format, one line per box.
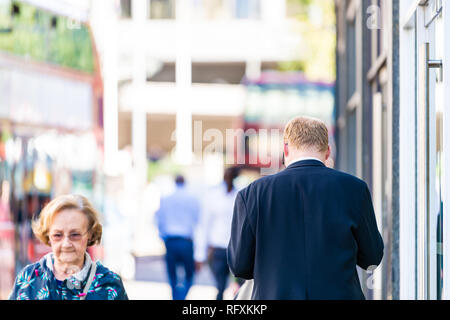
[32, 194, 102, 247]
[283, 116, 329, 152]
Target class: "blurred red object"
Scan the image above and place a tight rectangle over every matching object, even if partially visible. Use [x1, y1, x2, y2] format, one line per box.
[88, 245, 104, 262]
[0, 221, 15, 299]
[29, 238, 52, 262]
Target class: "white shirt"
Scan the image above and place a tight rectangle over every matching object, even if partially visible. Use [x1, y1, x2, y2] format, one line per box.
[194, 183, 238, 262]
[287, 156, 324, 167]
[154, 186, 200, 240]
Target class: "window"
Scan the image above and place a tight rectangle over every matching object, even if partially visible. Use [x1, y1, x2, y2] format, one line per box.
[346, 109, 357, 176]
[202, 0, 229, 20]
[235, 0, 260, 19]
[436, 103, 444, 299]
[149, 0, 175, 19]
[198, 0, 260, 20]
[434, 4, 444, 298]
[346, 18, 356, 100]
[120, 0, 132, 18]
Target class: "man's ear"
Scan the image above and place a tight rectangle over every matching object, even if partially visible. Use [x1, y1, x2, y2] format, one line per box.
[284, 143, 289, 158]
[325, 145, 331, 160]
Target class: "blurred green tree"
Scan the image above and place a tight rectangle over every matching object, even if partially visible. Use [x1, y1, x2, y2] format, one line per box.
[280, 0, 336, 82]
[0, 1, 94, 73]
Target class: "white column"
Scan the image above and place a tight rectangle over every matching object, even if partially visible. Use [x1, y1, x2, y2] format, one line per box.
[399, 1, 418, 300]
[372, 93, 383, 300]
[245, 59, 261, 81]
[175, 0, 193, 165]
[261, 0, 285, 22]
[132, 0, 148, 185]
[94, 0, 119, 175]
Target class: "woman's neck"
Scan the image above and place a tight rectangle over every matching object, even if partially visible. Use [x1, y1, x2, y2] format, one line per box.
[53, 255, 85, 281]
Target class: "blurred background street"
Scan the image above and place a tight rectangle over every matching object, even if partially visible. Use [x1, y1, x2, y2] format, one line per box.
[1, 0, 449, 301]
[0, 0, 336, 300]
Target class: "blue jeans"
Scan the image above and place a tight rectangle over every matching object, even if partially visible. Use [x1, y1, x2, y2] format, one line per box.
[164, 237, 195, 300]
[209, 248, 229, 300]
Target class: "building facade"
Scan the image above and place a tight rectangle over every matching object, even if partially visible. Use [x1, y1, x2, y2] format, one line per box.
[335, 0, 399, 300]
[336, 0, 450, 300]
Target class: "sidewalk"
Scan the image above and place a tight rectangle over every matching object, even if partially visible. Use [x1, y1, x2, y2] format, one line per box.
[123, 255, 236, 300]
[123, 280, 235, 300]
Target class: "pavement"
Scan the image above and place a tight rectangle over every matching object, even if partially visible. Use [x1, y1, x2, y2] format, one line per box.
[123, 280, 231, 300]
[134, 255, 217, 285]
[123, 255, 236, 300]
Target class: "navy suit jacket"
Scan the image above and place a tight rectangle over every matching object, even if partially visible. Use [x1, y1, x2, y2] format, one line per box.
[227, 159, 384, 300]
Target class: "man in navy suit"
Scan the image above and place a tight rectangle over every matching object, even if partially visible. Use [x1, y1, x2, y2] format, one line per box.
[227, 116, 384, 300]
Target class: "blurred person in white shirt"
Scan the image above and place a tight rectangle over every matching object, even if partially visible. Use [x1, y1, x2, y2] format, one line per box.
[155, 175, 201, 300]
[195, 167, 240, 300]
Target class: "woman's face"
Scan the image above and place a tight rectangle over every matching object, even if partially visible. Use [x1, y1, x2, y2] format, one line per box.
[48, 209, 90, 267]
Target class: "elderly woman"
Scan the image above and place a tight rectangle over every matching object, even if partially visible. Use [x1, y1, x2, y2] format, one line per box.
[9, 194, 128, 300]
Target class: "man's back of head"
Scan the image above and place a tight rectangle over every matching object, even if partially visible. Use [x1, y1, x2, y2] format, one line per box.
[175, 175, 185, 187]
[283, 116, 331, 167]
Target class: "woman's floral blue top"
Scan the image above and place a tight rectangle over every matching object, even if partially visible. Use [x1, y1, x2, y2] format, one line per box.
[9, 253, 128, 300]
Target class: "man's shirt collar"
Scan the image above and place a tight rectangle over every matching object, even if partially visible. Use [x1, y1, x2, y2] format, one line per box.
[287, 156, 324, 168]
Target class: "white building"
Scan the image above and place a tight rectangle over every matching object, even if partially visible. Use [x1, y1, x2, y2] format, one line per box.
[87, 0, 305, 267]
[336, 0, 450, 300]
[90, 0, 304, 178]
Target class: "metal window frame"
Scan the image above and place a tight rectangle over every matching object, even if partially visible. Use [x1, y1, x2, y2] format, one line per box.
[400, 0, 448, 300]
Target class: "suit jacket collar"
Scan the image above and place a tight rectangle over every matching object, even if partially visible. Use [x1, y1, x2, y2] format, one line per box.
[286, 159, 325, 169]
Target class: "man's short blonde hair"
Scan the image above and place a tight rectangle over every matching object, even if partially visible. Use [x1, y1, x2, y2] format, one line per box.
[32, 194, 102, 247]
[283, 116, 329, 152]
